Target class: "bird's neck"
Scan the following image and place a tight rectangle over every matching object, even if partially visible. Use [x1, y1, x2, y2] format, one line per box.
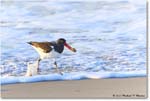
[53, 43, 64, 53]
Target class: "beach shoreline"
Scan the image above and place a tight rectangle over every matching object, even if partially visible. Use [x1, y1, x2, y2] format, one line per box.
[1, 77, 147, 99]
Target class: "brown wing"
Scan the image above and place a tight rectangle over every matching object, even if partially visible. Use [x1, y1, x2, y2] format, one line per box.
[28, 41, 53, 53]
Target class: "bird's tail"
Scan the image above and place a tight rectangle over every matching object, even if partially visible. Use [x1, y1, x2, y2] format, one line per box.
[27, 41, 33, 45]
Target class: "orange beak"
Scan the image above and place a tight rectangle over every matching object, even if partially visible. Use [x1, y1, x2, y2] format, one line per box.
[64, 43, 76, 52]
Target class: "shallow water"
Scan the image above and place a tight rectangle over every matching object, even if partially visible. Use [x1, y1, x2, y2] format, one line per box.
[0, 0, 146, 84]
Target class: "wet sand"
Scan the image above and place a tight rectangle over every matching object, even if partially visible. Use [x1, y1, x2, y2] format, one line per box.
[1, 77, 147, 99]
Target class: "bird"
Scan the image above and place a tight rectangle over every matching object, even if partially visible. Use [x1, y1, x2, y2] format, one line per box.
[27, 38, 76, 75]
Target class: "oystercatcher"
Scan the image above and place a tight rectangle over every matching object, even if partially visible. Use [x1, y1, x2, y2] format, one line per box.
[27, 38, 76, 75]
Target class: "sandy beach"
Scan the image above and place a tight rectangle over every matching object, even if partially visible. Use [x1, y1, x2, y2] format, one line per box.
[1, 77, 147, 99]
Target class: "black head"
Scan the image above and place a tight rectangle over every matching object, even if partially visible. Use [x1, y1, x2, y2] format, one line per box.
[56, 38, 76, 53]
[57, 38, 66, 44]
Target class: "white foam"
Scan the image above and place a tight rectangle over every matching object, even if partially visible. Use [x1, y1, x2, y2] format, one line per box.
[0, 70, 146, 85]
[25, 61, 38, 76]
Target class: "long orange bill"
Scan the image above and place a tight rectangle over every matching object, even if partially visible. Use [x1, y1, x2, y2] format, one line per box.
[64, 42, 73, 51]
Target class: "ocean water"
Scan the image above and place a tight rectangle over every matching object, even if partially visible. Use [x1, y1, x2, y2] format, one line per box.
[0, 0, 147, 84]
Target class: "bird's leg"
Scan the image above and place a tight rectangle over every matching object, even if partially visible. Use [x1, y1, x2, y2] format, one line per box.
[54, 61, 63, 75]
[37, 58, 41, 72]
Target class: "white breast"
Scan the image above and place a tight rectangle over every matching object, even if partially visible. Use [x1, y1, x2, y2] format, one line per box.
[32, 46, 60, 59]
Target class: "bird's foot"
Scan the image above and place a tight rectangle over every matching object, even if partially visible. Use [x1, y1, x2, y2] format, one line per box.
[56, 70, 63, 75]
[37, 68, 40, 72]
[59, 72, 63, 75]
